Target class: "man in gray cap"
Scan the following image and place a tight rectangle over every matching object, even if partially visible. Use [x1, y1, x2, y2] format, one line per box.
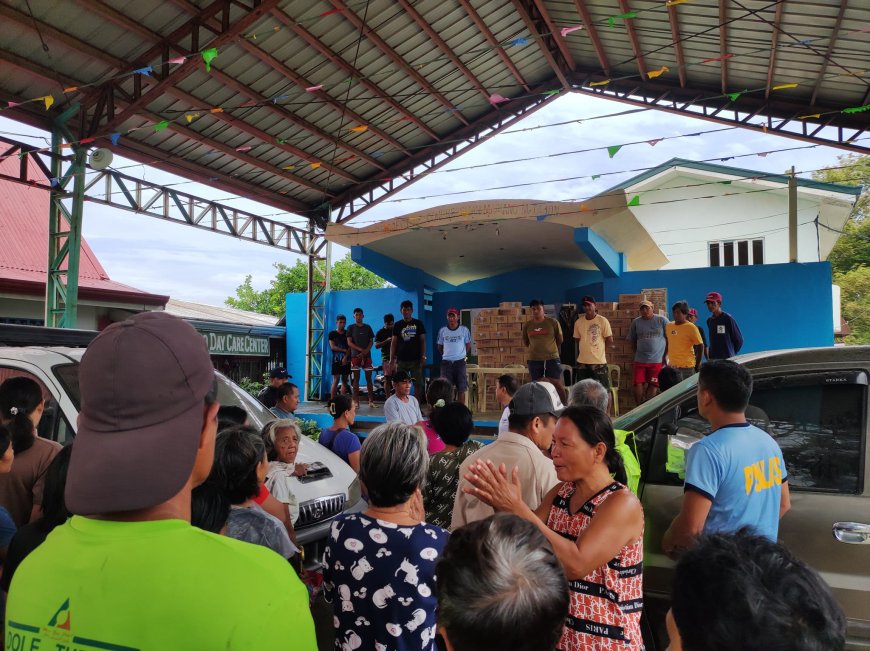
[451, 382, 561, 529]
[5, 312, 316, 650]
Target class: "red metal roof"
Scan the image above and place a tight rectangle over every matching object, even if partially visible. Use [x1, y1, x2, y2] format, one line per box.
[0, 155, 168, 307]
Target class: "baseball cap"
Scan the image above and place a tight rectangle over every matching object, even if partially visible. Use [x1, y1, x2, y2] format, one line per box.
[705, 291, 723, 303]
[446, 307, 460, 316]
[66, 312, 217, 515]
[393, 370, 412, 381]
[509, 382, 565, 417]
[269, 367, 290, 379]
[581, 295, 596, 306]
[640, 300, 653, 308]
[688, 308, 698, 317]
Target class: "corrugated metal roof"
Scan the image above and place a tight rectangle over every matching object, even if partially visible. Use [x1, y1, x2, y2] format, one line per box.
[0, 155, 167, 305]
[0, 0, 867, 224]
[164, 298, 280, 326]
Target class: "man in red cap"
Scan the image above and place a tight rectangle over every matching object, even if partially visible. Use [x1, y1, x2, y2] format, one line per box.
[437, 307, 472, 404]
[704, 291, 744, 359]
[5, 312, 316, 649]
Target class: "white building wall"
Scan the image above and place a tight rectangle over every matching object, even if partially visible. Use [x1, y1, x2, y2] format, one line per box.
[628, 173, 823, 270]
[0, 294, 162, 329]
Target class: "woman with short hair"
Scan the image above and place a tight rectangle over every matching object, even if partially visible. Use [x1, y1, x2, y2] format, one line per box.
[466, 406, 645, 651]
[323, 422, 449, 651]
[209, 426, 298, 562]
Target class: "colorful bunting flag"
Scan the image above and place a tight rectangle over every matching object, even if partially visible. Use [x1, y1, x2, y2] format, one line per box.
[49, 178, 59, 188]
[134, 66, 153, 76]
[236, 145, 252, 152]
[542, 89, 561, 96]
[647, 138, 663, 146]
[153, 120, 170, 132]
[798, 113, 822, 119]
[210, 107, 224, 113]
[560, 25, 583, 37]
[726, 91, 743, 102]
[772, 83, 798, 90]
[42, 96, 54, 110]
[508, 37, 529, 46]
[628, 195, 641, 207]
[7, 101, 20, 108]
[607, 145, 622, 158]
[647, 66, 669, 79]
[282, 165, 296, 170]
[842, 104, 870, 114]
[489, 94, 510, 105]
[757, 152, 769, 157]
[590, 80, 610, 86]
[79, 138, 95, 145]
[271, 95, 288, 104]
[372, 152, 385, 157]
[306, 85, 324, 92]
[110, 133, 121, 145]
[63, 86, 78, 93]
[535, 214, 549, 221]
[201, 47, 219, 72]
[277, 138, 287, 144]
[608, 11, 637, 27]
[168, 56, 186, 65]
[701, 54, 734, 64]
[350, 125, 369, 132]
[320, 8, 341, 16]
[310, 162, 321, 169]
[665, 0, 690, 5]
[591, 175, 601, 180]
[185, 113, 200, 123]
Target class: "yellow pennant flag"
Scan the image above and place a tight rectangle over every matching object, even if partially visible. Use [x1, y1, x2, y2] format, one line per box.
[42, 95, 54, 110]
[283, 165, 295, 171]
[665, 0, 689, 5]
[647, 66, 669, 79]
[590, 79, 611, 86]
[310, 162, 321, 169]
[772, 83, 798, 90]
[185, 113, 200, 123]
[798, 113, 821, 119]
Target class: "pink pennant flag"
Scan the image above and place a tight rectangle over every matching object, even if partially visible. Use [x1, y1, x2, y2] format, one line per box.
[757, 152, 770, 157]
[236, 145, 252, 152]
[560, 25, 583, 37]
[7, 101, 20, 108]
[306, 85, 324, 92]
[240, 100, 258, 107]
[168, 56, 186, 65]
[702, 54, 734, 64]
[79, 137, 95, 145]
[647, 138, 663, 146]
[489, 94, 509, 105]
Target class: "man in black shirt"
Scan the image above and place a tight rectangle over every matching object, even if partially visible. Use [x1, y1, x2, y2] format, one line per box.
[374, 313, 395, 398]
[257, 367, 290, 408]
[390, 300, 427, 404]
[328, 315, 351, 400]
[347, 307, 376, 409]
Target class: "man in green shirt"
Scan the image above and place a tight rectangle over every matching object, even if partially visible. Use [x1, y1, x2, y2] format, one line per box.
[5, 312, 316, 651]
[521, 299, 567, 403]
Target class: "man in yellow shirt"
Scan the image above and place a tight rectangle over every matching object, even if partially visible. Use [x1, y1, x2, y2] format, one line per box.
[666, 300, 704, 382]
[573, 296, 614, 410]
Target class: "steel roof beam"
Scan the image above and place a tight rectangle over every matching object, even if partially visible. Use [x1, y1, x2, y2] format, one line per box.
[618, 0, 647, 79]
[268, 7, 440, 142]
[719, 0, 728, 94]
[394, 0, 492, 102]
[327, 0, 470, 126]
[765, 0, 784, 100]
[510, 0, 571, 88]
[809, 0, 848, 107]
[333, 81, 562, 221]
[455, 0, 531, 92]
[531, 0, 577, 72]
[572, 0, 611, 76]
[666, 4, 687, 88]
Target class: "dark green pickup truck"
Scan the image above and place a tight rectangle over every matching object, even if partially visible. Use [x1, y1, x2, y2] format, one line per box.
[613, 346, 870, 649]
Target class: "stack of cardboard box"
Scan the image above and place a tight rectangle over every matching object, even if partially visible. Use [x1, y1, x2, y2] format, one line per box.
[472, 302, 528, 408]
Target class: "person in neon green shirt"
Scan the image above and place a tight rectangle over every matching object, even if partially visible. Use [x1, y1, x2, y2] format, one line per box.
[5, 312, 316, 651]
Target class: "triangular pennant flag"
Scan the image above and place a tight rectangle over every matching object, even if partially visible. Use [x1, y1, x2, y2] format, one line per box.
[17, 151, 27, 160]
[306, 85, 324, 92]
[628, 195, 641, 207]
[508, 37, 529, 46]
[607, 145, 622, 158]
[535, 214, 549, 222]
[647, 66, 669, 79]
[726, 91, 743, 102]
[591, 175, 601, 180]
[110, 133, 121, 145]
[342, 77, 356, 86]
[153, 120, 170, 132]
[560, 25, 583, 37]
[168, 56, 186, 65]
[350, 125, 368, 132]
[647, 138, 663, 146]
[372, 152, 385, 157]
[542, 89, 561, 96]
[134, 66, 153, 76]
[202, 48, 219, 72]
[42, 95, 54, 110]
[772, 83, 798, 90]
[665, 0, 689, 5]
[590, 79, 610, 86]
[757, 152, 770, 157]
[701, 53, 734, 63]
[276, 138, 287, 144]
[235, 145, 252, 152]
[720, 156, 733, 161]
[271, 95, 288, 104]
[489, 94, 510, 105]
[320, 8, 341, 16]
[185, 113, 200, 123]
[60, 143, 72, 150]
[719, 180, 732, 185]
[63, 86, 78, 93]
[608, 11, 637, 27]
[842, 104, 870, 114]
[210, 107, 224, 113]
[49, 178, 59, 188]
[7, 101, 20, 108]
[79, 137, 95, 145]
[240, 100, 258, 107]
[798, 113, 822, 119]
[310, 162, 321, 169]
[282, 165, 295, 171]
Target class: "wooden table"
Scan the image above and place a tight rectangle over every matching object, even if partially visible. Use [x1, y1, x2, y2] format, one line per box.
[466, 366, 529, 414]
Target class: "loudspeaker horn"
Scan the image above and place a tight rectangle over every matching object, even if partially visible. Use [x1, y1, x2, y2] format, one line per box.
[89, 148, 113, 170]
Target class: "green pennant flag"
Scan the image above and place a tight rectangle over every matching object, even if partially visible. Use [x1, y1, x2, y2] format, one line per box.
[608, 11, 637, 27]
[719, 180, 732, 185]
[592, 174, 601, 180]
[542, 89, 561, 96]
[153, 120, 170, 132]
[726, 91, 742, 102]
[607, 145, 622, 158]
[628, 195, 641, 207]
[842, 104, 870, 114]
[202, 47, 219, 72]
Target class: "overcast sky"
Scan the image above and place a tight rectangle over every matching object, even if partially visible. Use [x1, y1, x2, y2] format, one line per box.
[0, 92, 850, 306]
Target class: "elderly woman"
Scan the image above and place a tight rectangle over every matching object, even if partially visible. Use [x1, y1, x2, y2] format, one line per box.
[323, 422, 449, 651]
[423, 402, 482, 528]
[209, 426, 299, 562]
[465, 406, 645, 651]
[0, 377, 62, 526]
[261, 419, 305, 525]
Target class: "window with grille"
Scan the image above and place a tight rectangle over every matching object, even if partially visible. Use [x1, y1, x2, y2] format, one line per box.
[709, 239, 764, 267]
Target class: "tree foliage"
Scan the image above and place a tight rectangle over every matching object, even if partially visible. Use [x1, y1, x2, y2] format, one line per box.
[226, 253, 387, 316]
[812, 154, 870, 343]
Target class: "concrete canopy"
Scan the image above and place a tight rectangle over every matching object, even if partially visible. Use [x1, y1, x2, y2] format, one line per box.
[325, 197, 667, 287]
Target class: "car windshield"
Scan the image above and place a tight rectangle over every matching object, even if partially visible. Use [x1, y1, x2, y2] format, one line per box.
[613, 372, 699, 430]
[52, 361, 274, 429]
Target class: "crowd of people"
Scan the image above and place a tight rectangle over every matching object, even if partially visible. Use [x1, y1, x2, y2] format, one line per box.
[0, 305, 846, 651]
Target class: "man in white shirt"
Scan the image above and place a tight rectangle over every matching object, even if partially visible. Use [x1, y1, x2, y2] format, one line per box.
[496, 374, 518, 435]
[383, 370, 424, 425]
[437, 308, 472, 404]
[451, 382, 561, 530]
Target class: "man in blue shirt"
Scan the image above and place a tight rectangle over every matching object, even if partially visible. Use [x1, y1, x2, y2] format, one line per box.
[437, 308, 472, 404]
[663, 360, 790, 557]
[704, 291, 743, 359]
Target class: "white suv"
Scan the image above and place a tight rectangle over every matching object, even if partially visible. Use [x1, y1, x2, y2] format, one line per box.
[0, 340, 364, 562]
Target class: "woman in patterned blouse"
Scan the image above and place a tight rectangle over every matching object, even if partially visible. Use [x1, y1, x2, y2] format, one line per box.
[423, 402, 483, 529]
[465, 406, 645, 651]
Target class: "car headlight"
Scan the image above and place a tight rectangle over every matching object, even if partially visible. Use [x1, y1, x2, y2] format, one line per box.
[347, 476, 362, 506]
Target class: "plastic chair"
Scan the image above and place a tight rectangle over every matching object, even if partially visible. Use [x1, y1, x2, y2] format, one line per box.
[560, 364, 574, 388]
[608, 364, 621, 416]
